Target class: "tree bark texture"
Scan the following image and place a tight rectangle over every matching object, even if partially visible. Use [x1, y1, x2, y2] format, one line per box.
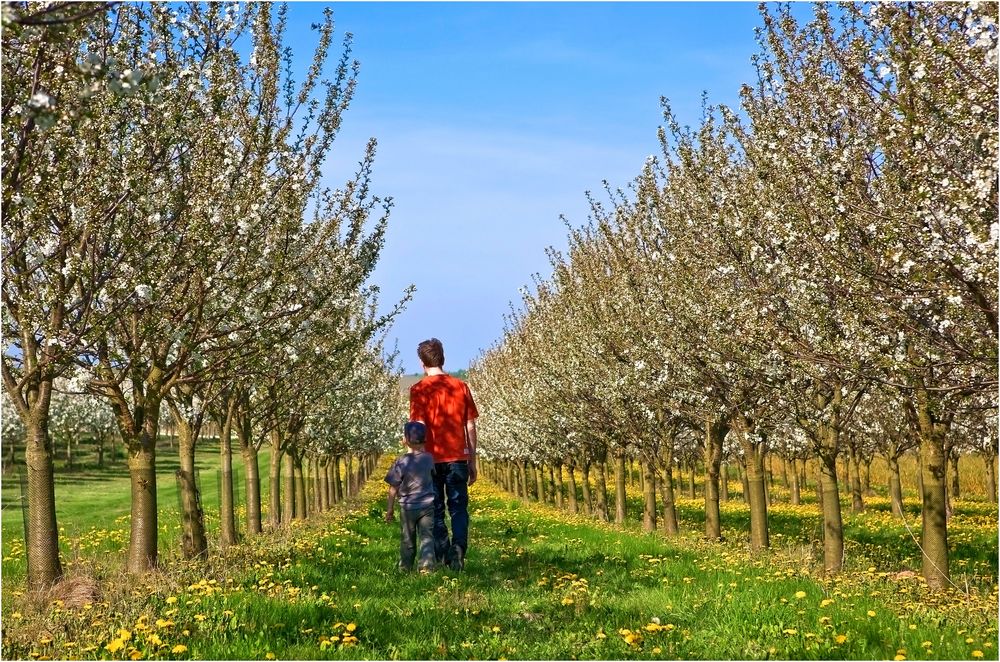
[614, 452, 627, 524]
[24, 422, 63, 587]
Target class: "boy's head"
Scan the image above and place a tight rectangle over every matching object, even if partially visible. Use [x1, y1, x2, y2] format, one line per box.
[403, 420, 426, 447]
[417, 338, 444, 369]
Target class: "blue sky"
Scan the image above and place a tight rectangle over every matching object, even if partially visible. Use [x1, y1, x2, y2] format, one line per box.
[287, 2, 769, 373]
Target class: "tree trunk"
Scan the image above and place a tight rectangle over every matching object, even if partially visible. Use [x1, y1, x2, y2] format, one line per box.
[739, 459, 749, 503]
[704, 420, 726, 541]
[24, 421, 63, 587]
[862, 459, 873, 496]
[176, 418, 208, 560]
[581, 459, 592, 515]
[849, 446, 864, 513]
[642, 455, 657, 532]
[780, 456, 788, 488]
[346, 455, 355, 498]
[720, 462, 730, 502]
[334, 456, 344, 503]
[269, 431, 283, 528]
[815, 462, 824, 511]
[243, 443, 262, 535]
[294, 454, 307, 519]
[914, 394, 950, 590]
[283, 448, 295, 523]
[745, 445, 769, 550]
[554, 463, 564, 509]
[533, 464, 545, 504]
[567, 463, 578, 514]
[799, 458, 807, 491]
[595, 460, 609, 522]
[319, 458, 330, 512]
[660, 459, 678, 535]
[949, 452, 960, 500]
[819, 450, 844, 574]
[687, 461, 696, 498]
[985, 453, 997, 504]
[889, 454, 904, 518]
[219, 409, 237, 549]
[614, 452, 627, 524]
[790, 460, 801, 505]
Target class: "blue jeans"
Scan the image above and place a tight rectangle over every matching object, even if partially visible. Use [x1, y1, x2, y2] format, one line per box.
[399, 505, 435, 571]
[432, 461, 469, 561]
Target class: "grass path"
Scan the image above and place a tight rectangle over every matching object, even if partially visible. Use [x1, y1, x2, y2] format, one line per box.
[1, 456, 997, 660]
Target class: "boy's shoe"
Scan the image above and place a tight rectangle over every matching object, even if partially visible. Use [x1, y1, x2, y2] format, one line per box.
[447, 545, 465, 571]
[417, 565, 434, 575]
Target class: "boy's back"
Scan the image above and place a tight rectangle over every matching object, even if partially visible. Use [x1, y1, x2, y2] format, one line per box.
[386, 450, 435, 509]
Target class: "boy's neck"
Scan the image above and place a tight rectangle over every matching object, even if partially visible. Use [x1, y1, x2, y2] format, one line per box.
[424, 366, 446, 377]
[408, 445, 425, 454]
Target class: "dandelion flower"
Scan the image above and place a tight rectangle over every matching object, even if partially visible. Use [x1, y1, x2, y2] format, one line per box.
[894, 656, 906, 661]
[345, 623, 357, 633]
[834, 634, 847, 644]
[794, 591, 807, 599]
[973, 652, 983, 659]
[171, 644, 187, 654]
[867, 611, 876, 617]
[106, 639, 125, 654]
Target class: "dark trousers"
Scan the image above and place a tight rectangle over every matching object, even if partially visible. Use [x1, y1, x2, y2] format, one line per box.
[432, 461, 469, 560]
[399, 505, 435, 571]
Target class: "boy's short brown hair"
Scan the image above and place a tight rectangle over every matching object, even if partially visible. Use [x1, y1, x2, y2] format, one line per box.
[417, 338, 444, 368]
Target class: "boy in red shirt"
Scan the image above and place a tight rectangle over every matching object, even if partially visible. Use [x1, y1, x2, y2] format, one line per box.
[409, 338, 478, 571]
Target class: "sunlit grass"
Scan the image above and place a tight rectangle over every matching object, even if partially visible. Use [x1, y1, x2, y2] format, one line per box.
[1, 455, 996, 660]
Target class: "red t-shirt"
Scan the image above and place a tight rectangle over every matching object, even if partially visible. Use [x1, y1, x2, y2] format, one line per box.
[409, 374, 479, 463]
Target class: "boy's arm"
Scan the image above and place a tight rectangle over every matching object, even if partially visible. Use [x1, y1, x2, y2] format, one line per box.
[385, 485, 398, 522]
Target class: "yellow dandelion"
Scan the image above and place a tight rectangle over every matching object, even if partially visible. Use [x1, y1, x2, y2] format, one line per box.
[820, 599, 834, 607]
[171, 644, 187, 654]
[561, 597, 574, 606]
[652, 647, 662, 654]
[894, 656, 906, 661]
[867, 610, 876, 617]
[782, 628, 798, 635]
[106, 639, 125, 654]
[794, 591, 807, 599]
[596, 631, 607, 640]
[118, 629, 132, 641]
[921, 641, 932, 648]
[345, 623, 357, 633]
[491, 626, 501, 633]
[129, 648, 143, 660]
[973, 652, 983, 659]
[967, 638, 976, 644]
[834, 634, 847, 644]
[148, 634, 162, 647]
[165, 597, 178, 605]
[194, 614, 206, 622]
[644, 623, 661, 632]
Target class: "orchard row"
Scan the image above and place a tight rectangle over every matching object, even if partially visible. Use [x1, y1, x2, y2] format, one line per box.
[2, 3, 408, 589]
[469, 3, 998, 591]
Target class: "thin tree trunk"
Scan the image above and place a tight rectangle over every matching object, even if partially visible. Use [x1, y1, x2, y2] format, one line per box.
[554, 463, 564, 509]
[614, 452, 627, 524]
[660, 459, 678, 535]
[283, 448, 295, 523]
[687, 460, 696, 498]
[985, 454, 997, 504]
[780, 456, 788, 488]
[704, 420, 726, 541]
[346, 455, 355, 498]
[862, 459, 873, 496]
[799, 458, 807, 491]
[581, 460, 592, 515]
[949, 452, 960, 500]
[243, 443, 262, 535]
[642, 455, 657, 532]
[333, 455, 344, 504]
[294, 454, 307, 519]
[915, 392, 950, 590]
[269, 431, 283, 528]
[24, 420, 63, 586]
[790, 461, 801, 505]
[535, 464, 546, 504]
[849, 446, 864, 513]
[595, 460, 609, 522]
[319, 458, 329, 511]
[567, 463, 578, 514]
[745, 445, 769, 550]
[219, 406, 237, 549]
[889, 454, 904, 517]
[173, 412, 208, 560]
[819, 450, 844, 574]
[739, 460, 749, 504]
[720, 462, 730, 502]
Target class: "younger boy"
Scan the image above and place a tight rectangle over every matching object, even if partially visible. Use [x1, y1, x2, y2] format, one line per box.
[384, 421, 436, 572]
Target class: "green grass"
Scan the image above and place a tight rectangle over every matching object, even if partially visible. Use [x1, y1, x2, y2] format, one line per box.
[1, 455, 996, 660]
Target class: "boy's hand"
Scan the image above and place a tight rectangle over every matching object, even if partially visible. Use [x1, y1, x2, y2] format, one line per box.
[384, 510, 395, 523]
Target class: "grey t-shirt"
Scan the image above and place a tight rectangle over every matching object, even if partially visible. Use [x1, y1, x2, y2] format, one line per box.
[384, 450, 435, 510]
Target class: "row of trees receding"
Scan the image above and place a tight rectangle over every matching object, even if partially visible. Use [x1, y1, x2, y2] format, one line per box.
[470, 2, 998, 591]
[2, 2, 408, 589]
